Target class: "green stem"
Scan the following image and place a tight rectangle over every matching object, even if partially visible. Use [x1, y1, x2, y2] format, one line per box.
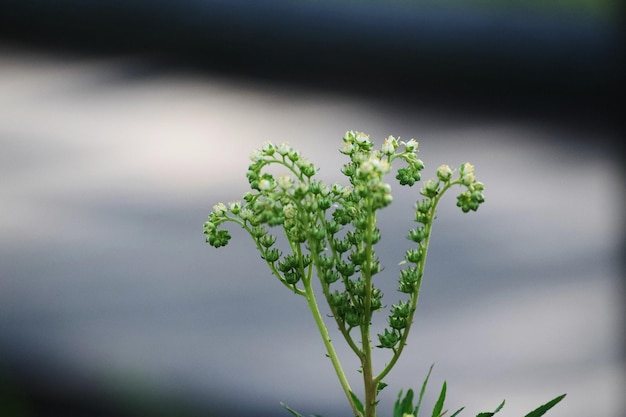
[302, 273, 361, 417]
[361, 198, 377, 417]
[375, 182, 456, 384]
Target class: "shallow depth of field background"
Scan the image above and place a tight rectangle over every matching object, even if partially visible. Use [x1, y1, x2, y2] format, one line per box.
[0, 1, 623, 417]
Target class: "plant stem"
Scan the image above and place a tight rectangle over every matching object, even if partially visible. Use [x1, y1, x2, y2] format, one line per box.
[302, 275, 361, 417]
[361, 198, 377, 417]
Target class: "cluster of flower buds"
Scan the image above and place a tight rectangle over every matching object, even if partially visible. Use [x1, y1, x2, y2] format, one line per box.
[204, 132, 484, 355]
[455, 163, 485, 213]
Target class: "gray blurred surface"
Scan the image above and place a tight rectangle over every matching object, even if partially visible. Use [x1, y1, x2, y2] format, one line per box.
[0, 45, 623, 416]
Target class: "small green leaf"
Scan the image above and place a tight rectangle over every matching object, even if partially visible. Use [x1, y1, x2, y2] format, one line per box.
[450, 406, 465, 417]
[280, 402, 306, 417]
[523, 394, 566, 417]
[349, 390, 365, 414]
[431, 381, 447, 417]
[415, 364, 434, 415]
[402, 389, 415, 414]
[377, 381, 388, 395]
[476, 400, 505, 417]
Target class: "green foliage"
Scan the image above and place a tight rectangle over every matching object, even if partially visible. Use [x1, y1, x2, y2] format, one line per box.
[204, 131, 561, 417]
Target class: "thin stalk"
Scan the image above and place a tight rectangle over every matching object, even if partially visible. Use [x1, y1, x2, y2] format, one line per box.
[361, 198, 377, 417]
[302, 274, 361, 417]
[375, 183, 455, 384]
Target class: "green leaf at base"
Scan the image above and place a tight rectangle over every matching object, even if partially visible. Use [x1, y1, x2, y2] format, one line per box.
[523, 394, 566, 417]
[280, 402, 306, 417]
[476, 399, 505, 417]
[349, 390, 365, 415]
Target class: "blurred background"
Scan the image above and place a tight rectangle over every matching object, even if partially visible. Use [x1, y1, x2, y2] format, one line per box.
[0, 1, 624, 416]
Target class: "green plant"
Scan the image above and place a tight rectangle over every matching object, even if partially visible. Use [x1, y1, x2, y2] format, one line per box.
[203, 131, 565, 417]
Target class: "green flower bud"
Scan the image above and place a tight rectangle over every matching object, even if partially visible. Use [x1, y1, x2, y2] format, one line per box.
[262, 248, 281, 262]
[389, 315, 407, 330]
[391, 301, 412, 318]
[318, 197, 332, 211]
[329, 291, 350, 311]
[347, 279, 366, 297]
[405, 248, 423, 264]
[399, 266, 422, 293]
[325, 221, 341, 235]
[318, 255, 335, 270]
[348, 250, 366, 266]
[259, 234, 277, 248]
[370, 288, 382, 311]
[336, 260, 356, 277]
[322, 270, 340, 284]
[420, 179, 439, 198]
[377, 328, 400, 349]
[396, 167, 421, 186]
[436, 164, 453, 182]
[310, 225, 326, 242]
[346, 230, 363, 245]
[407, 227, 427, 243]
[416, 199, 431, 214]
[206, 229, 231, 248]
[277, 254, 299, 272]
[332, 238, 351, 254]
[345, 309, 362, 327]
[284, 271, 300, 285]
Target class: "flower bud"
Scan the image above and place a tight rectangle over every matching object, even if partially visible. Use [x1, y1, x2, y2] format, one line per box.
[389, 315, 407, 330]
[420, 179, 439, 198]
[345, 309, 362, 327]
[402, 139, 418, 152]
[318, 255, 334, 270]
[262, 248, 281, 262]
[391, 301, 412, 318]
[436, 164, 453, 182]
[405, 248, 423, 264]
[416, 199, 431, 214]
[212, 202, 227, 216]
[322, 270, 340, 284]
[276, 142, 291, 156]
[284, 271, 300, 285]
[259, 234, 277, 248]
[407, 227, 427, 243]
[399, 267, 422, 293]
[377, 328, 400, 349]
[336, 260, 355, 277]
[381, 135, 398, 155]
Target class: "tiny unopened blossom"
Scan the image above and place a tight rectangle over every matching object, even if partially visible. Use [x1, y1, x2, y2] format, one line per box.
[259, 178, 273, 191]
[228, 201, 242, 214]
[213, 202, 227, 216]
[436, 164, 453, 182]
[381, 135, 398, 155]
[250, 149, 264, 162]
[277, 175, 293, 190]
[461, 171, 475, 186]
[340, 141, 355, 155]
[402, 139, 418, 152]
[283, 203, 297, 219]
[239, 207, 254, 220]
[288, 150, 301, 162]
[276, 142, 291, 156]
[460, 162, 474, 173]
[319, 183, 331, 196]
[261, 141, 275, 155]
[360, 155, 391, 177]
[203, 220, 216, 231]
[355, 131, 370, 144]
